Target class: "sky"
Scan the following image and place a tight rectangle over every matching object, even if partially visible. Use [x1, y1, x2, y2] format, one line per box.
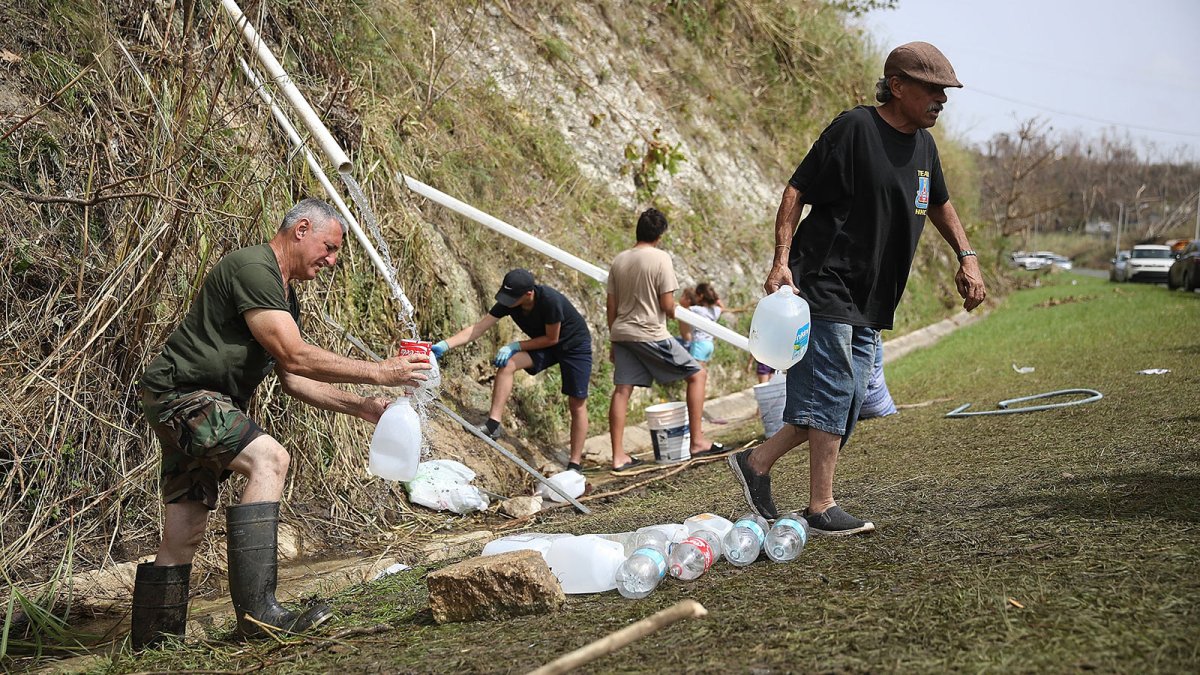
[860, 0, 1200, 161]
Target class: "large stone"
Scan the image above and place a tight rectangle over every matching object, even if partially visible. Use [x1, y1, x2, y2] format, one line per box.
[499, 495, 543, 518]
[426, 549, 564, 624]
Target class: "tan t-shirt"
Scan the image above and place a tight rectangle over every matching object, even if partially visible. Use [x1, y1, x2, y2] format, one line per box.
[607, 245, 677, 342]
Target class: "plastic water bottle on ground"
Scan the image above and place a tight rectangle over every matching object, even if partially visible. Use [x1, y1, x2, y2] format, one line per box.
[636, 523, 688, 547]
[765, 513, 809, 563]
[668, 529, 721, 581]
[368, 397, 421, 481]
[748, 287, 811, 372]
[683, 513, 734, 559]
[615, 533, 670, 599]
[633, 528, 671, 555]
[723, 513, 769, 567]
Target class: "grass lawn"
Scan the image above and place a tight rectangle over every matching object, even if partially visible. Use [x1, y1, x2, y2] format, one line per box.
[91, 274, 1200, 673]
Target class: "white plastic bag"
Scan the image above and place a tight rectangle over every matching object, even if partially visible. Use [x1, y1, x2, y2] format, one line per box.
[535, 469, 586, 503]
[404, 460, 490, 514]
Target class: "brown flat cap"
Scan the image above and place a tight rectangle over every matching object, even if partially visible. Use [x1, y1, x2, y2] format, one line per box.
[884, 41, 963, 88]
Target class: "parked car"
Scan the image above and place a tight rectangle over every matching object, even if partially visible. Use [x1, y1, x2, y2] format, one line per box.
[1168, 241, 1200, 291]
[1010, 251, 1051, 270]
[1033, 251, 1073, 270]
[1119, 245, 1174, 283]
[1109, 250, 1130, 281]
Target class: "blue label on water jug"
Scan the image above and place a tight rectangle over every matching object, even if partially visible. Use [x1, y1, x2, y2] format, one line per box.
[792, 324, 810, 360]
[635, 547, 667, 578]
[736, 519, 766, 544]
[776, 518, 808, 544]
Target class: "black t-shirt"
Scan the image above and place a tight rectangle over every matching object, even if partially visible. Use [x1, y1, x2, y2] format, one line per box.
[489, 284, 591, 354]
[787, 105, 948, 330]
[142, 244, 301, 407]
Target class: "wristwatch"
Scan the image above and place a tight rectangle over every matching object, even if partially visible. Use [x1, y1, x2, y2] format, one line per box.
[956, 249, 977, 261]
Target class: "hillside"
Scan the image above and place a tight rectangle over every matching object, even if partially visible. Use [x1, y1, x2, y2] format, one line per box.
[0, 0, 1000, 593]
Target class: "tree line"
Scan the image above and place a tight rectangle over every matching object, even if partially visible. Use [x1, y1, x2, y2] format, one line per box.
[976, 119, 1200, 248]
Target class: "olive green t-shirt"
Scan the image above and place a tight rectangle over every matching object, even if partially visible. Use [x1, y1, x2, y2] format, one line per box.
[142, 244, 300, 406]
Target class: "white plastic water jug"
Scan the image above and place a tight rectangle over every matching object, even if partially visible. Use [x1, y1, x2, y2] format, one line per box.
[368, 397, 421, 481]
[481, 533, 571, 561]
[545, 535, 626, 594]
[748, 287, 811, 372]
[683, 513, 735, 550]
[534, 469, 586, 503]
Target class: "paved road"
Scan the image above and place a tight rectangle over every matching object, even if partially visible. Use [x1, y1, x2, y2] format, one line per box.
[1074, 267, 1108, 279]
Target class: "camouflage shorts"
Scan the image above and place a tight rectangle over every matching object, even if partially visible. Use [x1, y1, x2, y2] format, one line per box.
[141, 388, 265, 510]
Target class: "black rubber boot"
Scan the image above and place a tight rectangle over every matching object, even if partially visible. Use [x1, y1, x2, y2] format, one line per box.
[130, 562, 191, 650]
[226, 501, 332, 638]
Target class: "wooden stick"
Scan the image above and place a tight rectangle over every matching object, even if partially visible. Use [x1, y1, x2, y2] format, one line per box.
[527, 600, 708, 675]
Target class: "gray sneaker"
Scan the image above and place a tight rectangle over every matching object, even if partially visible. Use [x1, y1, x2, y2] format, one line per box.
[726, 449, 779, 520]
[803, 505, 875, 536]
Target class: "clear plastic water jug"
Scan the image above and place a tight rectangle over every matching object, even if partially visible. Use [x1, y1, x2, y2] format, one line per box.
[368, 397, 421, 481]
[748, 287, 811, 372]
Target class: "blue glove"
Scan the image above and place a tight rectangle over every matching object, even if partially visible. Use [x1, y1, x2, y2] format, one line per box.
[493, 341, 521, 367]
[431, 340, 449, 358]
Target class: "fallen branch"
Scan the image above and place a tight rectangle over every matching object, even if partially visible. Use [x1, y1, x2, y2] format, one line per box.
[527, 600, 708, 675]
[16, 190, 185, 207]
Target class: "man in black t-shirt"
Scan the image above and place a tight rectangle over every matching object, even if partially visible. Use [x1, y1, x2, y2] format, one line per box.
[433, 269, 593, 471]
[728, 42, 986, 535]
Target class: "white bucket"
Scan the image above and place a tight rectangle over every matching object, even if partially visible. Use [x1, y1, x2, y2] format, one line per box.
[752, 375, 787, 439]
[645, 401, 690, 464]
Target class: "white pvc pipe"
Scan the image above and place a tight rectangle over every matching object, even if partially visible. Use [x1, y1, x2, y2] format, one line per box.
[221, 0, 352, 174]
[675, 307, 749, 352]
[239, 59, 414, 318]
[403, 174, 609, 283]
[401, 174, 750, 352]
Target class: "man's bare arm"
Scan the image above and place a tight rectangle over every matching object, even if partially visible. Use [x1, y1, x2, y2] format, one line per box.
[276, 368, 391, 423]
[927, 200, 986, 311]
[766, 184, 804, 294]
[443, 314, 500, 349]
[245, 309, 429, 387]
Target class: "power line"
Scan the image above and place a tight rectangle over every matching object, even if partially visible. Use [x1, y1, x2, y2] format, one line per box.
[967, 87, 1200, 139]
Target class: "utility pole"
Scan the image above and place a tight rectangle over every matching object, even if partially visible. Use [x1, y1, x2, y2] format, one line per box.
[1195, 190, 1199, 241]
[1116, 202, 1124, 257]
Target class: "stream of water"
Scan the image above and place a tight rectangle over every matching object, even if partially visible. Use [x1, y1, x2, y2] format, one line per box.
[339, 170, 439, 449]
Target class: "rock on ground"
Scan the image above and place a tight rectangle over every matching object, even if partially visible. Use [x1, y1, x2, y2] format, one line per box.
[426, 549, 565, 624]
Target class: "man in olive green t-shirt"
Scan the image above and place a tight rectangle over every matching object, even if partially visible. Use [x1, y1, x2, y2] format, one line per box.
[606, 208, 724, 473]
[131, 198, 430, 649]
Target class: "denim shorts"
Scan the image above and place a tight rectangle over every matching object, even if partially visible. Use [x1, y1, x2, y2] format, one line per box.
[783, 319, 879, 445]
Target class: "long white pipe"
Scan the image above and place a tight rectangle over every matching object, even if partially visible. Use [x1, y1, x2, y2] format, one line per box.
[401, 174, 750, 352]
[221, 0, 352, 174]
[403, 174, 609, 283]
[239, 59, 414, 318]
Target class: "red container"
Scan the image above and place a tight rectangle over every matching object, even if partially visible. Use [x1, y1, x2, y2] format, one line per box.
[399, 339, 432, 358]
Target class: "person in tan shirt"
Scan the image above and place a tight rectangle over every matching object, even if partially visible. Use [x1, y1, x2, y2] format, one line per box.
[606, 208, 726, 472]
